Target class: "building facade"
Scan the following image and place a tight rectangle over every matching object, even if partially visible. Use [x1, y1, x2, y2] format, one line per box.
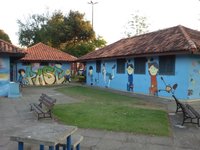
[0, 39, 25, 97]
[17, 43, 77, 86]
[78, 25, 200, 101]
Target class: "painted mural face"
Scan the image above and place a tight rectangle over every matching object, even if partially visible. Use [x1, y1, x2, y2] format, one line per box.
[148, 64, 158, 76]
[66, 69, 70, 75]
[127, 65, 134, 75]
[89, 67, 93, 76]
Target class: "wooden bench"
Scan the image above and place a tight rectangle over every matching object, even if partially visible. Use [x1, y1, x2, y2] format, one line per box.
[30, 93, 56, 120]
[172, 95, 182, 113]
[178, 102, 197, 126]
[57, 134, 83, 150]
[185, 104, 200, 127]
[172, 95, 200, 127]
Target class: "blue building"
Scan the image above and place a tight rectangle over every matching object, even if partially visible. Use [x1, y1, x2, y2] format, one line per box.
[78, 25, 200, 101]
[0, 39, 25, 97]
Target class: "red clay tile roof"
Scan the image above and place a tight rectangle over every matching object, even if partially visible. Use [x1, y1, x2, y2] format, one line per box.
[0, 39, 25, 56]
[20, 42, 77, 62]
[78, 25, 200, 61]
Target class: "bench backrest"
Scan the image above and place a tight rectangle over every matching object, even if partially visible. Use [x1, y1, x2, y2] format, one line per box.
[39, 94, 57, 110]
[179, 102, 196, 118]
[41, 93, 56, 103]
[172, 95, 181, 106]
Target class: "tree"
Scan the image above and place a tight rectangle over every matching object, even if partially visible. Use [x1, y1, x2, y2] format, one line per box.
[17, 10, 106, 57]
[124, 11, 149, 37]
[62, 36, 106, 57]
[0, 29, 11, 43]
[17, 13, 48, 46]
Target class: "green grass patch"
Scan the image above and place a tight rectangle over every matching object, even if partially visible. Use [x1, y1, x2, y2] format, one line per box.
[54, 86, 170, 136]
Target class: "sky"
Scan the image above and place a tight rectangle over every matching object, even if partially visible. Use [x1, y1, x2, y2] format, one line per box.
[0, 0, 200, 46]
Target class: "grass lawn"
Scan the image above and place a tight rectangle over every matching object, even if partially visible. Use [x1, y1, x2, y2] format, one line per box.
[54, 86, 170, 136]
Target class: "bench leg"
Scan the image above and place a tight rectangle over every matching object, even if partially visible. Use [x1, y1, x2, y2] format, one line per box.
[40, 145, 44, 150]
[55, 144, 59, 150]
[49, 146, 54, 150]
[18, 142, 24, 150]
[62, 145, 66, 150]
[66, 135, 72, 150]
[76, 144, 80, 150]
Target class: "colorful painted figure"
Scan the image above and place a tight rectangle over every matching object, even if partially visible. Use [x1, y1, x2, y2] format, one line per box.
[127, 63, 134, 91]
[88, 66, 93, 85]
[148, 62, 159, 96]
[65, 69, 71, 83]
[102, 63, 116, 88]
[18, 69, 29, 86]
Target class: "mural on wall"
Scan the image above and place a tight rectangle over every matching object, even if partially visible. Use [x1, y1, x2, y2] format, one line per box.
[18, 63, 70, 86]
[102, 63, 116, 88]
[65, 69, 71, 83]
[0, 58, 9, 80]
[188, 60, 200, 97]
[18, 69, 29, 85]
[148, 59, 159, 96]
[126, 61, 134, 91]
[0, 58, 9, 96]
[88, 66, 93, 85]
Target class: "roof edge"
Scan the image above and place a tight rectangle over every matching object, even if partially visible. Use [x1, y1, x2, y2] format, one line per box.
[179, 25, 197, 51]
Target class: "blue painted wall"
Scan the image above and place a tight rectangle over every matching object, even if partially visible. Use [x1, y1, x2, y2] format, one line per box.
[86, 55, 192, 100]
[16, 62, 71, 86]
[188, 56, 200, 99]
[0, 57, 10, 96]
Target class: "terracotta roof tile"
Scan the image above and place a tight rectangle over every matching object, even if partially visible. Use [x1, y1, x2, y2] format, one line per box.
[21, 42, 77, 62]
[78, 25, 200, 61]
[0, 39, 25, 55]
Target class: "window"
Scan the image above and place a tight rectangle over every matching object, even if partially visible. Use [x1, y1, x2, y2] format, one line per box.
[134, 57, 146, 74]
[117, 59, 125, 74]
[159, 56, 175, 75]
[96, 60, 101, 73]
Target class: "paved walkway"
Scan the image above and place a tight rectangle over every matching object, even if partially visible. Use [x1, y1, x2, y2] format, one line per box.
[0, 85, 200, 150]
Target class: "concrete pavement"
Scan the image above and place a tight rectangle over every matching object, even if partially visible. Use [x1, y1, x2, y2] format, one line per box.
[0, 85, 200, 150]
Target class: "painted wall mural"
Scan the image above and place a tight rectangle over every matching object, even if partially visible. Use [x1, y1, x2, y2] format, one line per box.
[188, 59, 200, 98]
[126, 61, 134, 91]
[102, 63, 116, 88]
[0, 58, 9, 80]
[88, 66, 94, 85]
[0, 57, 9, 96]
[85, 56, 198, 100]
[18, 69, 29, 85]
[17, 63, 71, 86]
[148, 60, 159, 96]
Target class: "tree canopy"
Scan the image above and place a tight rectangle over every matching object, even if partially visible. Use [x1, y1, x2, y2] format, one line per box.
[124, 11, 149, 37]
[0, 29, 11, 43]
[17, 10, 106, 57]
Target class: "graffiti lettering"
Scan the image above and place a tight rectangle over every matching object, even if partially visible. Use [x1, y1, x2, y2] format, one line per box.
[18, 64, 70, 86]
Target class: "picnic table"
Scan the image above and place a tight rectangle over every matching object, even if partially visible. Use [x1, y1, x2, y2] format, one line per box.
[10, 123, 77, 150]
